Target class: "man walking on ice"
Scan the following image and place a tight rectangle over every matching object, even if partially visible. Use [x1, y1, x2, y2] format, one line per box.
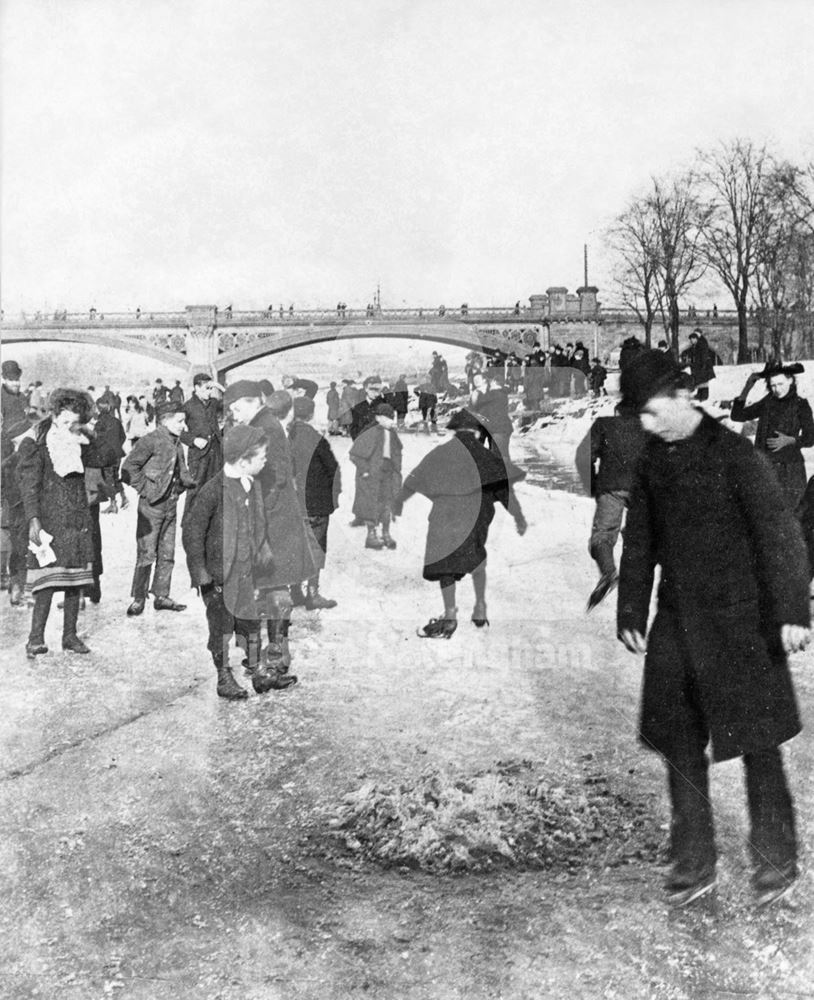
[616, 349, 810, 909]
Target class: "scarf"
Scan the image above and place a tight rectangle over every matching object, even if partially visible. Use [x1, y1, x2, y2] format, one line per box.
[46, 423, 88, 478]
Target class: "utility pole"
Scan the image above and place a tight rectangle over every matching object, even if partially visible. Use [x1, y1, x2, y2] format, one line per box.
[584, 244, 589, 288]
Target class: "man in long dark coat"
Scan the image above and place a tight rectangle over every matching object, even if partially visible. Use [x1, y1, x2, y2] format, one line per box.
[181, 372, 222, 520]
[617, 349, 810, 909]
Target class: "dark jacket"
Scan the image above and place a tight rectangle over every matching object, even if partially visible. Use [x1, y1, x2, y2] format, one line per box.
[618, 415, 809, 762]
[288, 419, 341, 517]
[16, 420, 94, 569]
[181, 394, 222, 488]
[685, 335, 716, 385]
[350, 395, 386, 440]
[349, 424, 403, 521]
[619, 337, 643, 372]
[249, 407, 316, 586]
[86, 412, 125, 468]
[182, 470, 269, 590]
[730, 388, 814, 465]
[575, 413, 648, 497]
[121, 424, 195, 504]
[391, 379, 409, 416]
[1, 385, 27, 425]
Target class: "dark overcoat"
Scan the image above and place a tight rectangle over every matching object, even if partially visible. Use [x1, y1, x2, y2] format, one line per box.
[618, 415, 809, 763]
[180, 394, 222, 489]
[121, 425, 195, 503]
[182, 470, 270, 613]
[349, 424, 402, 522]
[16, 420, 94, 570]
[288, 419, 341, 517]
[250, 407, 316, 587]
[400, 432, 522, 581]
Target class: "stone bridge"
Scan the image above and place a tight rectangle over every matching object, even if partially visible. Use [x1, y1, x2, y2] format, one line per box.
[0, 287, 601, 381]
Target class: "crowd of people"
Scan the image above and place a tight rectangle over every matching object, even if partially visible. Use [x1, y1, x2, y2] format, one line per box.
[0, 352, 527, 700]
[2, 327, 813, 912]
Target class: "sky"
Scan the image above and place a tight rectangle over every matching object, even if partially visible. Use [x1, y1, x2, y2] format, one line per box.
[2, 0, 814, 315]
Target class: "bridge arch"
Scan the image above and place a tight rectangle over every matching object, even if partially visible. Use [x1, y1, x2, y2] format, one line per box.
[215, 322, 522, 377]
[0, 328, 188, 370]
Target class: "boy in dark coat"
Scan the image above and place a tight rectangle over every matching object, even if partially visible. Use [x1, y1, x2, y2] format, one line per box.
[224, 381, 315, 680]
[617, 349, 810, 908]
[349, 403, 402, 550]
[183, 425, 282, 700]
[288, 396, 341, 609]
[395, 408, 527, 637]
[684, 329, 716, 401]
[93, 402, 127, 513]
[588, 358, 607, 397]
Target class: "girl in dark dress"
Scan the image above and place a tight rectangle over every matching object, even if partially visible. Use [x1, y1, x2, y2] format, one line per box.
[16, 388, 95, 657]
[395, 409, 527, 638]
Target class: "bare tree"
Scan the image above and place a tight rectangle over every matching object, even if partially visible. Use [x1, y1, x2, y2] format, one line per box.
[696, 139, 773, 363]
[647, 174, 708, 353]
[751, 163, 814, 360]
[605, 198, 660, 347]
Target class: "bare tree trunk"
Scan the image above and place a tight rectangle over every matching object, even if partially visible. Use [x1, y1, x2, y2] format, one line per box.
[737, 300, 749, 363]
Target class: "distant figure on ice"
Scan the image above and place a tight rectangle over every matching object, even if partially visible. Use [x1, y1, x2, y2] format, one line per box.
[470, 368, 513, 463]
[288, 395, 341, 609]
[588, 358, 607, 397]
[349, 402, 402, 551]
[325, 381, 341, 435]
[729, 361, 814, 511]
[395, 408, 526, 638]
[617, 349, 810, 909]
[575, 400, 647, 610]
[683, 329, 716, 402]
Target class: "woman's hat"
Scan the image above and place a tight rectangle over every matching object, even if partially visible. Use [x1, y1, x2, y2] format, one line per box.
[758, 361, 805, 379]
[374, 402, 395, 419]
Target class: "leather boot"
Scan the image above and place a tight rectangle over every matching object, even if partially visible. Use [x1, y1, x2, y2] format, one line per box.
[305, 574, 337, 610]
[26, 589, 52, 658]
[365, 524, 384, 549]
[290, 583, 307, 607]
[216, 664, 248, 700]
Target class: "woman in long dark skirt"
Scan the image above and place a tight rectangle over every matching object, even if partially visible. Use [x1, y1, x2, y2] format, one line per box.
[16, 388, 96, 657]
[394, 408, 527, 638]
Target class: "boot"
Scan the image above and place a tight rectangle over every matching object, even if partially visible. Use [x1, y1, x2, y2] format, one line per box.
[62, 589, 89, 652]
[216, 664, 248, 700]
[305, 575, 337, 610]
[27, 589, 53, 657]
[365, 524, 384, 550]
[127, 564, 151, 616]
[266, 619, 292, 670]
[380, 522, 397, 550]
[241, 633, 262, 676]
[290, 583, 307, 607]
[252, 668, 298, 694]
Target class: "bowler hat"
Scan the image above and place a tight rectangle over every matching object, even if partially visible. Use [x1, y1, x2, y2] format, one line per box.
[223, 380, 262, 407]
[2, 360, 22, 379]
[374, 402, 395, 419]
